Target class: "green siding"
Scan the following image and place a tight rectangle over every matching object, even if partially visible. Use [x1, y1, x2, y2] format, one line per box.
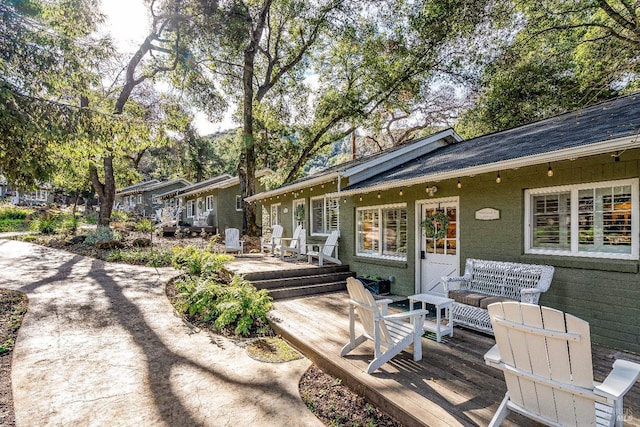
[339, 150, 640, 353]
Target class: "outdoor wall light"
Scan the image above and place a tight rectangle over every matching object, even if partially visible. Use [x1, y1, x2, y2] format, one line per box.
[359, 195, 363, 202]
[399, 188, 404, 196]
[547, 163, 553, 177]
[425, 185, 438, 197]
[457, 178, 462, 189]
[377, 191, 381, 199]
[496, 172, 502, 184]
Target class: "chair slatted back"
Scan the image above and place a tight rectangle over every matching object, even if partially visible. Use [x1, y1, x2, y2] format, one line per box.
[290, 225, 302, 248]
[299, 231, 306, 254]
[346, 277, 392, 345]
[271, 224, 284, 245]
[225, 228, 241, 249]
[488, 302, 595, 426]
[323, 230, 339, 257]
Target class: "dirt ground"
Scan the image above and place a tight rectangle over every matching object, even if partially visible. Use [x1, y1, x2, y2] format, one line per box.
[0, 289, 28, 427]
[1, 233, 403, 427]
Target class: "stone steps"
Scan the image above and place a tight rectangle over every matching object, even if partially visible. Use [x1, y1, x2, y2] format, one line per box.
[246, 265, 355, 300]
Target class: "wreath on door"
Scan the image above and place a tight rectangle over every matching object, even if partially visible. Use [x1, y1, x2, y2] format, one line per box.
[420, 212, 449, 240]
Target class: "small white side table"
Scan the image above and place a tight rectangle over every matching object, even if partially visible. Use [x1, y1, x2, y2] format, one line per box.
[408, 294, 454, 342]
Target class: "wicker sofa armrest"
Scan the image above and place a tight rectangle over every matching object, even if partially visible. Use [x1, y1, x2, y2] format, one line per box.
[520, 287, 543, 304]
[442, 275, 469, 293]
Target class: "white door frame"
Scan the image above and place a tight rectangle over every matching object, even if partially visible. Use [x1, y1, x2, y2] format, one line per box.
[414, 196, 460, 295]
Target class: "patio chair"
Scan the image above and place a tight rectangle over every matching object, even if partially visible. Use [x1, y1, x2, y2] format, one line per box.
[260, 224, 283, 254]
[341, 277, 428, 374]
[484, 301, 640, 427]
[275, 225, 305, 261]
[306, 230, 340, 266]
[224, 228, 243, 254]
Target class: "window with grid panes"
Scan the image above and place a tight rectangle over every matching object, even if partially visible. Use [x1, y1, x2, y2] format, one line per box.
[526, 179, 638, 259]
[311, 196, 340, 235]
[356, 204, 407, 260]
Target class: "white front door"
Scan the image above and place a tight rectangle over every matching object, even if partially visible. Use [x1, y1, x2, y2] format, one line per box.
[416, 197, 459, 296]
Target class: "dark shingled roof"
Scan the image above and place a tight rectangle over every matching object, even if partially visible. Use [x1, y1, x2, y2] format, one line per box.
[343, 93, 640, 191]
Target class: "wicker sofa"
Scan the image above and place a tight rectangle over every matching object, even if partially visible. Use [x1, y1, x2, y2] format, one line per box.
[441, 259, 554, 334]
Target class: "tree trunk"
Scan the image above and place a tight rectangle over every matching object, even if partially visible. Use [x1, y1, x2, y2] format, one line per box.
[238, 0, 272, 237]
[89, 157, 115, 227]
[239, 46, 258, 236]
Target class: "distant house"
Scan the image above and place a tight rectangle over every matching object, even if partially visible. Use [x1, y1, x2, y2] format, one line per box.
[0, 175, 8, 200]
[114, 178, 191, 217]
[159, 169, 273, 233]
[249, 94, 640, 354]
[154, 174, 232, 227]
[1, 179, 54, 205]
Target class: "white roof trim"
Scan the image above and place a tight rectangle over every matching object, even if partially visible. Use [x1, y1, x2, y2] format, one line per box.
[181, 169, 274, 198]
[327, 134, 640, 197]
[245, 172, 340, 202]
[342, 128, 461, 184]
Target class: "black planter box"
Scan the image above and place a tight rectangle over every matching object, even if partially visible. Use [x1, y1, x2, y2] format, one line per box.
[357, 277, 391, 295]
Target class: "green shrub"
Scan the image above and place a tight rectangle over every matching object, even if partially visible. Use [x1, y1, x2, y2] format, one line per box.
[111, 210, 130, 222]
[84, 226, 121, 245]
[57, 214, 80, 235]
[0, 205, 31, 220]
[29, 217, 57, 234]
[174, 275, 273, 336]
[0, 218, 27, 232]
[171, 245, 233, 277]
[106, 249, 173, 267]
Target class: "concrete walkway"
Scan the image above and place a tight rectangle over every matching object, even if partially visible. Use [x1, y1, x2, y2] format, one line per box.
[0, 239, 322, 426]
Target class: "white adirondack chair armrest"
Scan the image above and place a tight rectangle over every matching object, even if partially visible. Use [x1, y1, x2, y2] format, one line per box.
[520, 287, 542, 303]
[383, 309, 428, 321]
[484, 344, 502, 368]
[375, 298, 393, 315]
[594, 359, 640, 400]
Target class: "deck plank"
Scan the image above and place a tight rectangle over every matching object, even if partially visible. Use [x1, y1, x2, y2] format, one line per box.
[272, 292, 640, 427]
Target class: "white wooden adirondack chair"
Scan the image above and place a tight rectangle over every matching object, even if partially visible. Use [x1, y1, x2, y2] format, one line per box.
[275, 225, 305, 260]
[341, 277, 428, 374]
[485, 301, 640, 427]
[260, 224, 283, 254]
[307, 230, 340, 266]
[224, 228, 243, 254]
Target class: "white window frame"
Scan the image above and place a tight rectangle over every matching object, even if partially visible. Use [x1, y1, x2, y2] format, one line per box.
[206, 195, 214, 211]
[525, 178, 639, 260]
[235, 195, 243, 211]
[186, 200, 195, 218]
[356, 203, 407, 261]
[270, 203, 281, 226]
[310, 196, 340, 236]
[293, 198, 305, 229]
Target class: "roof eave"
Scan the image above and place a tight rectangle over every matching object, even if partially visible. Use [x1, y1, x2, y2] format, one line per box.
[245, 172, 341, 202]
[328, 134, 640, 197]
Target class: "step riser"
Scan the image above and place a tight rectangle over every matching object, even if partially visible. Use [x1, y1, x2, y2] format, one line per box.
[252, 272, 355, 289]
[269, 282, 347, 300]
[243, 264, 350, 281]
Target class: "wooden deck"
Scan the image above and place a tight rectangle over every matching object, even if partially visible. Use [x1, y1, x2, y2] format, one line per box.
[272, 292, 640, 427]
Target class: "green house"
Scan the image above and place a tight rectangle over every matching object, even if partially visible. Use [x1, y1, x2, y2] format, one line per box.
[249, 94, 640, 353]
[115, 178, 191, 217]
[157, 170, 273, 233]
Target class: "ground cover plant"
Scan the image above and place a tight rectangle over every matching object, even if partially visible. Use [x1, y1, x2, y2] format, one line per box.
[169, 246, 272, 337]
[0, 205, 31, 233]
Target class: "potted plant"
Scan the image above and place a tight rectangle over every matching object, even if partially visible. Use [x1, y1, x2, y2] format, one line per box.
[356, 275, 391, 295]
